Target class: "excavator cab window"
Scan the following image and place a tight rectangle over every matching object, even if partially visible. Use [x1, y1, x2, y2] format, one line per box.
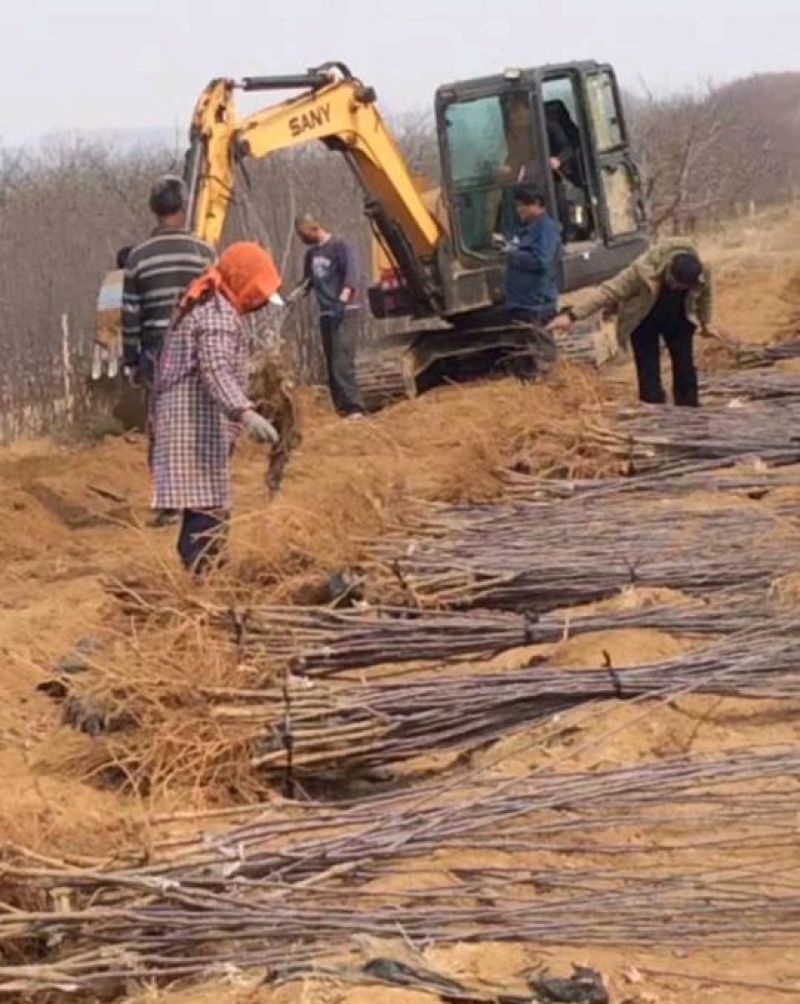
[438, 63, 646, 280]
[541, 75, 596, 243]
[443, 90, 537, 255]
[541, 66, 644, 247]
[583, 68, 642, 238]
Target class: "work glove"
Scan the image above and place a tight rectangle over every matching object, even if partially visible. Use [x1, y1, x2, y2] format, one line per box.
[242, 409, 279, 445]
[491, 233, 510, 252]
[122, 362, 141, 387]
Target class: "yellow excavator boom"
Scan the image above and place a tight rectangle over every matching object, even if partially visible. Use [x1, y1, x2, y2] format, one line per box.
[187, 70, 442, 261]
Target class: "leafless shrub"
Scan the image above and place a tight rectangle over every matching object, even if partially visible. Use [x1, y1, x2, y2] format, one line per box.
[628, 72, 800, 234]
[0, 138, 173, 438]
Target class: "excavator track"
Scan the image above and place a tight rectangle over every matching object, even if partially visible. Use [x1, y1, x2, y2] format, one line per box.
[356, 316, 617, 411]
[356, 350, 414, 411]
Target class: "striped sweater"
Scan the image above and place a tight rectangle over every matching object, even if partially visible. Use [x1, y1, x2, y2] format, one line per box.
[122, 226, 216, 366]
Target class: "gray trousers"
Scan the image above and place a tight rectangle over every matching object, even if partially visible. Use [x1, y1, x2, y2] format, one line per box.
[320, 310, 365, 415]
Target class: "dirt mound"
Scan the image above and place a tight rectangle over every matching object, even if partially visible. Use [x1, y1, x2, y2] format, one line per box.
[471, 692, 800, 778]
[549, 627, 696, 669]
[0, 365, 622, 809]
[227, 363, 617, 593]
[96, 364, 617, 610]
[121, 942, 800, 1004]
[0, 747, 141, 858]
[559, 585, 693, 618]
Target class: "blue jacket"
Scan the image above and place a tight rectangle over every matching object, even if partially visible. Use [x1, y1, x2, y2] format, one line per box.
[504, 214, 562, 317]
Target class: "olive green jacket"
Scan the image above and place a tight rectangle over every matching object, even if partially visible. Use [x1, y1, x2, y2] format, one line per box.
[568, 239, 713, 347]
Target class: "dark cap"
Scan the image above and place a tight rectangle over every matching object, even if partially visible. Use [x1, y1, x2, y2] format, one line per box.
[513, 184, 546, 206]
[669, 252, 703, 287]
[149, 175, 188, 217]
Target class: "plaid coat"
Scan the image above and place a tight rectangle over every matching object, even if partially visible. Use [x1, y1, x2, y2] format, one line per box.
[152, 294, 252, 510]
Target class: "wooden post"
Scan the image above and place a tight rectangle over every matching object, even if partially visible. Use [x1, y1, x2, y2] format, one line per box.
[61, 313, 73, 424]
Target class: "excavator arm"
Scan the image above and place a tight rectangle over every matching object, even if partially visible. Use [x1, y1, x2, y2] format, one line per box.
[185, 64, 443, 312]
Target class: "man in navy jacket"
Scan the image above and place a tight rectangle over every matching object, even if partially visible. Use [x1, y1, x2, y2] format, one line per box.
[497, 185, 562, 322]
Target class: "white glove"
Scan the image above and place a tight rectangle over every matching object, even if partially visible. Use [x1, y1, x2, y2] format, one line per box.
[122, 363, 141, 387]
[242, 409, 279, 445]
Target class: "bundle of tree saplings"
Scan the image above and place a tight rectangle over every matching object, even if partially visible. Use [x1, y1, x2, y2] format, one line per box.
[223, 586, 765, 677]
[368, 493, 800, 611]
[1, 745, 798, 995]
[201, 618, 800, 774]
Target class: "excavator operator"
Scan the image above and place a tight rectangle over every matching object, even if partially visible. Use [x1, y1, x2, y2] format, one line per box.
[496, 95, 589, 241]
[544, 100, 584, 189]
[544, 100, 591, 241]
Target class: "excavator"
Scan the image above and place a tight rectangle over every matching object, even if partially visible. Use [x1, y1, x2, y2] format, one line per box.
[96, 59, 648, 405]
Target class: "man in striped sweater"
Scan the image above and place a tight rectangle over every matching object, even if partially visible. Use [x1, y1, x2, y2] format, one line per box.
[122, 175, 216, 486]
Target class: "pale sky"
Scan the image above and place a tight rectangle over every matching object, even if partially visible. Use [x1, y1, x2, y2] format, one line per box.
[2, 0, 797, 143]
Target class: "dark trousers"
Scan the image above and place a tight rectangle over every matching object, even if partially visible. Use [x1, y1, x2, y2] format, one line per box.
[480, 305, 558, 375]
[177, 509, 228, 575]
[506, 307, 556, 326]
[139, 347, 159, 470]
[320, 310, 365, 416]
[631, 312, 698, 407]
[479, 304, 557, 326]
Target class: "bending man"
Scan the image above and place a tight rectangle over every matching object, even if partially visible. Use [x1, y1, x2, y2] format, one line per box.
[549, 240, 714, 406]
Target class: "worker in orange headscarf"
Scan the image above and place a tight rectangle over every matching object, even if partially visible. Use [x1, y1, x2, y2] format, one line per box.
[152, 242, 282, 574]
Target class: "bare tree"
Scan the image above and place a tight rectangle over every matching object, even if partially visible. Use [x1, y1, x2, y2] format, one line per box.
[627, 72, 800, 235]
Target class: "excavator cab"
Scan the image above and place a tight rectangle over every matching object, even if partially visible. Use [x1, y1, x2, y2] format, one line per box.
[433, 61, 648, 315]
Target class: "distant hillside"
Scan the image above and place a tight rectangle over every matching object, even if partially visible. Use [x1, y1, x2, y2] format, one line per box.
[627, 71, 800, 230]
[717, 71, 800, 112]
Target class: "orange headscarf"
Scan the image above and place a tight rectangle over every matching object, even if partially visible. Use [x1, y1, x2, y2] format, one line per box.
[179, 241, 281, 318]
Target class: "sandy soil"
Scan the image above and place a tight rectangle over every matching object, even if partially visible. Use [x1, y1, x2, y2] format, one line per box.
[1, 205, 800, 1002]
